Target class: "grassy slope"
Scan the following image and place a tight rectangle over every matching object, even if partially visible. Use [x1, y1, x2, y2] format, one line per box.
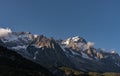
[59, 67, 120, 76]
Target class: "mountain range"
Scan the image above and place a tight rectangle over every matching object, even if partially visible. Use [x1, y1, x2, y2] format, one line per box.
[0, 28, 120, 76]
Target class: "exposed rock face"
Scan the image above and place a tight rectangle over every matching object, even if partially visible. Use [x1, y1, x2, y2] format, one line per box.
[62, 36, 87, 51]
[61, 36, 120, 72]
[62, 36, 97, 59]
[34, 35, 56, 48]
[27, 35, 74, 68]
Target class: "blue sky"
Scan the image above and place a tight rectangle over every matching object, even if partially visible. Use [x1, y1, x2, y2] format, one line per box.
[0, 0, 120, 53]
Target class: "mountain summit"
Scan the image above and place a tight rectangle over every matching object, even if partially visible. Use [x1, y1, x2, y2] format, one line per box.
[0, 28, 120, 75]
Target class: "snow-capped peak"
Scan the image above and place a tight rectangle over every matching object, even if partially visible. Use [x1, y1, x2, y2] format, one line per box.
[61, 36, 88, 51]
[0, 28, 12, 37]
[34, 34, 38, 38]
[72, 36, 81, 42]
[1, 32, 32, 43]
[62, 38, 71, 45]
[111, 50, 116, 54]
[62, 36, 87, 45]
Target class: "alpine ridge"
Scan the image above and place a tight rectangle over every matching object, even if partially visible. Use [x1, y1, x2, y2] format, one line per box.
[0, 28, 120, 76]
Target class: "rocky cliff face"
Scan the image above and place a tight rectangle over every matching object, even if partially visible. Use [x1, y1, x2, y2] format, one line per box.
[27, 35, 73, 68]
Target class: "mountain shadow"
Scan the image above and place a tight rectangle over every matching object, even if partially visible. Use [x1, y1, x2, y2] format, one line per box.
[0, 45, 55, 76]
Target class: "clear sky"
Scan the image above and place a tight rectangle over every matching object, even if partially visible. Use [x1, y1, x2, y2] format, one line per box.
[0, 0, 120, 53]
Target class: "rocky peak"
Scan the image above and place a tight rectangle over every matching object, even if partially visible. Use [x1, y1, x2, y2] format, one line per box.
[34, 35, 57, 49]
[71, 36, 87, 43]
[62, 36, 87, 45]
[62, 36, 87, 51]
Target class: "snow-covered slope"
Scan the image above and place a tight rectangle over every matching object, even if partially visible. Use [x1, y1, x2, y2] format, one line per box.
[0, 28, 36, 59]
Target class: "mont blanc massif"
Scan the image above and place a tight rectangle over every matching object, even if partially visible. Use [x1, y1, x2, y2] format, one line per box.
[0, 28, 120, 76]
